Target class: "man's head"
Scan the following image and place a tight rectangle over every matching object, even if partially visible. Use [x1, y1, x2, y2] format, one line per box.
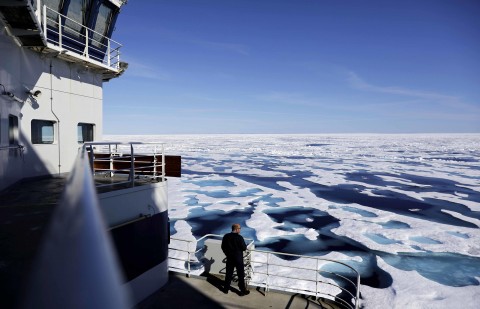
[231, 223, 241, 233]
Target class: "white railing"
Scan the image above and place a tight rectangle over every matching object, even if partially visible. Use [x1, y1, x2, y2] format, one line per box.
[169, 234, 360, 309]
[169, 234, 254, 276]
[83, 142, 165, 188]
[249, 250, 360, 309]
[42, 5, 122, 70]
[0, 145, 25, 151]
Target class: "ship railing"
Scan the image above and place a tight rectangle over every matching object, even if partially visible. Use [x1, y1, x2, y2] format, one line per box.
[83, 142, 165, 188]
[169, 234, 360, 309]
[169, 234, 254, 276]
[0, 145, 25, 151]
[42, 5, 122, 70]
[250, 249, 360, 309]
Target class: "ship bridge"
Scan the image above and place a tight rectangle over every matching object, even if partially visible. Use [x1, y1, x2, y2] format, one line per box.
[0, 0, 126, 80]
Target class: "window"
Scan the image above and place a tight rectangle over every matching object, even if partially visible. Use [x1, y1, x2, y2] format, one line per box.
[77, 123, 94, 143]
[44, 0, 64, 28]
[64, 0, 89, 38]
[31, 120, 55, 144]
[91, 3, 113, 48]
[9, 115, 18, 145]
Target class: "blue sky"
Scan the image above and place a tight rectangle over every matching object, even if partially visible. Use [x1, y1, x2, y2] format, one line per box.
[103, 0, 480, 134]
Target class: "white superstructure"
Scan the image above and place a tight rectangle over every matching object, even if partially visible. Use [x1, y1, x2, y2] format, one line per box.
[0, 0, 125, 191]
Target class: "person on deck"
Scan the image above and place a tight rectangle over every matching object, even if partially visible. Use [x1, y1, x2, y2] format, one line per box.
[221, 223, 250, 296]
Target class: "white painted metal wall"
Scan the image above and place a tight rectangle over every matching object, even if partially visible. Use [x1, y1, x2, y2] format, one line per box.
[98, 182, 168, 228]
[0, 27, 104, 190]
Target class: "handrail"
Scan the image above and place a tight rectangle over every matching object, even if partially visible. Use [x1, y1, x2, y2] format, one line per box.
[250, 249, 359, 309]
[168, 234, 360, 309]
[83, 142, 166, 188]
[0, 145, 24, 151]
[42, 5, 122, 70]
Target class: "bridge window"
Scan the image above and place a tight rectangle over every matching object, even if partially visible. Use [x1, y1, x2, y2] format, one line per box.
[64, 0, 89, 39]
[44, 0, 63, 28]
[31, 120, 55, 144]
[78, 123, 94, 143]
[9, 115, 19, 145]
[91, 3, 113, 49]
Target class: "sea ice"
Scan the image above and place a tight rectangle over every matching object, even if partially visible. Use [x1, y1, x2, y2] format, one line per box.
[108, 133, 480, 309]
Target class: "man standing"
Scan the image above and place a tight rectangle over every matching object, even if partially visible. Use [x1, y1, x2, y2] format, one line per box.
[221, 223, 250, 295]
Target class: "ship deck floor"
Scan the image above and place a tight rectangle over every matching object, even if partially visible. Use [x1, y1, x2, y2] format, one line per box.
[138, 272, 340, 309]
[0, 176, 67, 308]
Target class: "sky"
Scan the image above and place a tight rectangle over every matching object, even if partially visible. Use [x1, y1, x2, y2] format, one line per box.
[103, 0, 480, 135]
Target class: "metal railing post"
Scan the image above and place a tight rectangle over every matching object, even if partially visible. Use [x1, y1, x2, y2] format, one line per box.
[107, 39, 111, 67]
[162, 144, 165, 183]
[130, 143, 134, 187]
[266, 252, 270, 294]
[58, 14, 62, 48]
[85, 28, 89, 58]
[315, 259, 319, 300]
[153, 144, 157, 180]
[109, 144, 114, 178]
[356, 273, 361, 309]
[88, 144, 94, 173]
[187, 241, 191, 277]
[43, 5, 47, 36]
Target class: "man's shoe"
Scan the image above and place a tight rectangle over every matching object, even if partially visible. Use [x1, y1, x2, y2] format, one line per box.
[222, 287, 229, 294]
[240, 290, 250, 296]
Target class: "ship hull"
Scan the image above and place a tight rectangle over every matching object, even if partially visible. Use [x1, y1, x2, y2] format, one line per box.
[99, 180, 170, 304]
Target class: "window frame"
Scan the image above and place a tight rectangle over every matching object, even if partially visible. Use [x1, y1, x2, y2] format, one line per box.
[31, 119, 56, 145]
[77, 122, 95, 144]
[8, 115, 19, 145]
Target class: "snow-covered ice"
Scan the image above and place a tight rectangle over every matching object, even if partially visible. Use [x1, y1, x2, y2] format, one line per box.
[107, 133, 480, 309]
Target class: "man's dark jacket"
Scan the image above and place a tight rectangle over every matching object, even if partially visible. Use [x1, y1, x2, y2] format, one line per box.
[221, 232, 247, 262]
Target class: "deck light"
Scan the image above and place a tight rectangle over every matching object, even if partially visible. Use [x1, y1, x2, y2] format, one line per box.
[27, 90, 42, 98]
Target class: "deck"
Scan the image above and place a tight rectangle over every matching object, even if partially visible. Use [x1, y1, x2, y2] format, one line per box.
[138, 272, 338, 309]
[0, 175, 67, 308]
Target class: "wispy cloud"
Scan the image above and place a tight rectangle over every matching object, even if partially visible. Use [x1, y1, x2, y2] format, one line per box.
[255, 92, 328, 107]
[192, 39, 249, 55]
[155, 28, 249, 56]
[347, 71, 479, 112]
[124, 58, 171, 80]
